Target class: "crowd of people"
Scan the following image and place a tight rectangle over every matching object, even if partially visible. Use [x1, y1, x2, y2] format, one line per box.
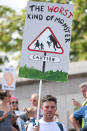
[0, 82, 87, 131]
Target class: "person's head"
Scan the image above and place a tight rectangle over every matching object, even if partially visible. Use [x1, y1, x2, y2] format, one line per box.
[41, 94, 57, 122]
[79, 82, 87, 98]
[0, 90, 11, 102]
[24, 106, 37, 119]
[30, 93, 38, 107]
[10, 96, 19, 111]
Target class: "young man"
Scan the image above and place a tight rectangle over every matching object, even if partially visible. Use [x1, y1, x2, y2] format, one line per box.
[27, 94, 66, 131]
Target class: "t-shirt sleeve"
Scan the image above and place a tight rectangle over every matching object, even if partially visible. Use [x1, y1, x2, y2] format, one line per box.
[62, 123, 67, 131]
[74, 106, 84, 120]
[27, 123, 33, 131]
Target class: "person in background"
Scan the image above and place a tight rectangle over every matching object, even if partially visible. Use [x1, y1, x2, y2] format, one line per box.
[27, 94, 66, 131]
[10, 96, 19, 130]
[72, 82, 87, 127]
[23, 107, 37, 130]
[30, 93, 43, 118]
[10, 96, 19, 111]
[20, 93, 43, 128]
[10, 96, 25, 131]
[20, 93, 38, 123]
[69, 105, 87, 131]
[30, 93, 38, 108]
[72, 82, 87, 108]
[0, 90, 18, 131]
[69, 89, 87, 131]
[24, 107, 37, 122]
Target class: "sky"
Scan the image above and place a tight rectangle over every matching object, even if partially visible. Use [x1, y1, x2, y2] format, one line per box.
[0, 0, 28, 12]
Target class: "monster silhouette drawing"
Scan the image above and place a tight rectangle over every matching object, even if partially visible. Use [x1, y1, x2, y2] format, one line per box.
[47, 34, 60, 51]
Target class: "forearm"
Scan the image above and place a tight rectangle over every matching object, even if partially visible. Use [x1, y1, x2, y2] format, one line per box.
[0, 112, 8, 121]
[69, 114, 81, 131]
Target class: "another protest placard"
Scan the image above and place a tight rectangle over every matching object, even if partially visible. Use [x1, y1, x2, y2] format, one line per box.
[2, 67, 16, 90]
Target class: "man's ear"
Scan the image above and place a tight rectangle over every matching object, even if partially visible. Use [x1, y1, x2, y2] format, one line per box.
[41, 105, 43, 110]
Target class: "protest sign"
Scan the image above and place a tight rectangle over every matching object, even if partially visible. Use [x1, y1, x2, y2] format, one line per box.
[2, 67, 16, 90]
[19, 1, 73, 82]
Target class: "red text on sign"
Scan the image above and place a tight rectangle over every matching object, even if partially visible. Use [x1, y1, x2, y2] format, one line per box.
[48, 6, 73, 18]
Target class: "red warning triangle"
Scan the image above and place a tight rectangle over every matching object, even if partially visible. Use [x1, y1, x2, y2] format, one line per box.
[27, 27, 64, 54]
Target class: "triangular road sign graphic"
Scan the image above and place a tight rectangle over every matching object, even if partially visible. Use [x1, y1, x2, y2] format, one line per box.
[27, 27, 64, 54]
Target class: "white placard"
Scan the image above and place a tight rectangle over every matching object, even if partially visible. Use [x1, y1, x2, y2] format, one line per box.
[2, 67, 16, 90]
[19, 1, 74, 82]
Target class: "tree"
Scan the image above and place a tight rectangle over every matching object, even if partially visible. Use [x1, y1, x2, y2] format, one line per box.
[0, 6, 25, 66]
[70, 0, 87, 61]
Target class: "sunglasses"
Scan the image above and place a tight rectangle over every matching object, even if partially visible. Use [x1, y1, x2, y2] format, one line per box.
[11, 101, 18, 104]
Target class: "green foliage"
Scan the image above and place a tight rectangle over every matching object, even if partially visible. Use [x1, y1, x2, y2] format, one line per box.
[0, 6, 26, 65]
[0, 6, 24, 52]
[19, 65, 68, 82]
[70, 0, 87, 61]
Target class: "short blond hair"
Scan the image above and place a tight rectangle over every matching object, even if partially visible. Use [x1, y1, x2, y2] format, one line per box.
[30, 93, 38, 100]
[24, 106, 37, 114]
[79, 82, 87, 89]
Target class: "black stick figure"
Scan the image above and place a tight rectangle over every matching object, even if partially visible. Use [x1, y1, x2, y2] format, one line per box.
[34, 40, 40, 50]
[40, 43, 44, 50]
[47, 41, 51, 48]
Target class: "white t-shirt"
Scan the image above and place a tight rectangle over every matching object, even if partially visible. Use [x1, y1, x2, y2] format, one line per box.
[27, 119, 67, 131]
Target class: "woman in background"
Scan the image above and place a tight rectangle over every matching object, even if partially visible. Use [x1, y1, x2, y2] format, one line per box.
[0, 90, 18, 131]
[10, 96, 25, 131]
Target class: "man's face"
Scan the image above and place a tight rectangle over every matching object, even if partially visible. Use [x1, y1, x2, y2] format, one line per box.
[42, 101, 57, 122]
[81, 86, 87, 98]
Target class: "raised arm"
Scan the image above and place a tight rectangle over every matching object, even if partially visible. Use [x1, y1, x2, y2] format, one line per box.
[0, 111, 8, 121]
[72, 99, 82, 108]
